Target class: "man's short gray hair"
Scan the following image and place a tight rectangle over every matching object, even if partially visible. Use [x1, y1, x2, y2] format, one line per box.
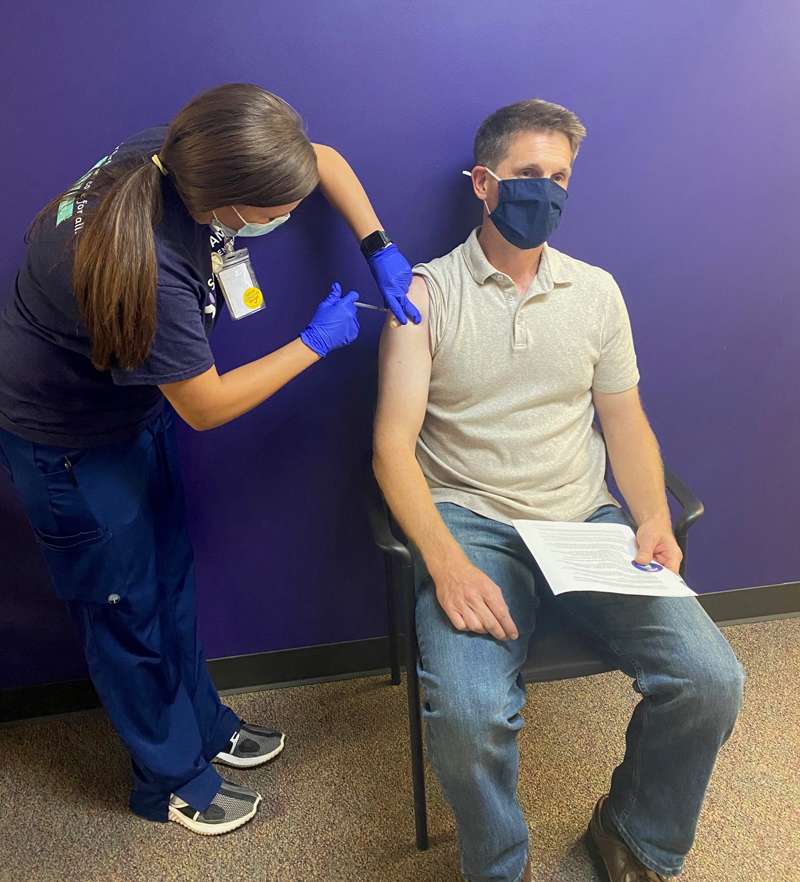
[473, 99, 587, 168]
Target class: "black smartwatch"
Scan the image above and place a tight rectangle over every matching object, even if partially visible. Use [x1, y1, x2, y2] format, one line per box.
[360, 229, 392, 259]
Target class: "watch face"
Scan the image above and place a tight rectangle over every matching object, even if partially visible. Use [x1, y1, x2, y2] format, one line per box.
[363, 230, 390, 255]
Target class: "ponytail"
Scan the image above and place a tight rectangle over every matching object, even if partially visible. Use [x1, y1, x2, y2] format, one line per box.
[28, 83, 318, 373]
[74, 160, 163, 371]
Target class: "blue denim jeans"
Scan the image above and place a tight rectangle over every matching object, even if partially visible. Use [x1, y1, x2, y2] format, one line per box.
[414, 503, 744, 881]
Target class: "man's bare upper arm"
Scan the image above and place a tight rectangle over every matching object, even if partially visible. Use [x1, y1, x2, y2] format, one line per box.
[592, 385, 645, 434]
[374, 275, 432, 452]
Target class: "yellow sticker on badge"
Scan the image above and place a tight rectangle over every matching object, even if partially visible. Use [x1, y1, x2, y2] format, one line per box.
[243, 287, 264, 309]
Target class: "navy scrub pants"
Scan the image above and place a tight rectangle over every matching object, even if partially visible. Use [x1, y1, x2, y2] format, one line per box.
[0, 408, 239, 821]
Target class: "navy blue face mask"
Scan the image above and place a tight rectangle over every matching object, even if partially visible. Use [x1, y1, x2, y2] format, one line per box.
[469, 168, 568, 250]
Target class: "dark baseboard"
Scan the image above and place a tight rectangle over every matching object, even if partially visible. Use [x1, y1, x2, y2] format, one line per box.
[0, 636, 392, 725]
[696, 582, 800, 625]
[2, 582, 797, 725]
[210, 635, 391, 694]
[1, 677, 104, 724]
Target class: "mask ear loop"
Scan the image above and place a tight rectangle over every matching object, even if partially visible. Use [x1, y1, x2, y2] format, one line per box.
[462, 167, 500, 216]
[211, 212, 237, 253]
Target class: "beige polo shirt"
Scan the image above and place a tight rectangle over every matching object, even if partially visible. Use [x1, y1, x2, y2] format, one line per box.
[413, 228, 640, 525]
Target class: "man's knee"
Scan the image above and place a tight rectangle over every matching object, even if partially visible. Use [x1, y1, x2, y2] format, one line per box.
[422, 671, 523, 766]
[678, 646, 745, 728]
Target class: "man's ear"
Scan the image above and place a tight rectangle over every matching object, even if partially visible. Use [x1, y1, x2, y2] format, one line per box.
[466, 166, 492, 201]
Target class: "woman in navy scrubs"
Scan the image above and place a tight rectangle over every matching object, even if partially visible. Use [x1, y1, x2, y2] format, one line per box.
[0, 83, 419, 835]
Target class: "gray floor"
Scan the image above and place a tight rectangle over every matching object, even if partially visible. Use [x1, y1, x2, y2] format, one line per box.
[1, 619, 798, 882]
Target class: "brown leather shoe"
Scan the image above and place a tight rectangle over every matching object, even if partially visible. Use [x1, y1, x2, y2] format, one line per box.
[587, 796, 668, 882]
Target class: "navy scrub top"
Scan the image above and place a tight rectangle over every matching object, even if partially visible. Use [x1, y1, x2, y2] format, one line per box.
[0, 127, 229, 448]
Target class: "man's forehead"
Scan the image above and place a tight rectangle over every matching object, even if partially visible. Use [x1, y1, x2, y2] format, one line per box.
[503, 129, 573, 167]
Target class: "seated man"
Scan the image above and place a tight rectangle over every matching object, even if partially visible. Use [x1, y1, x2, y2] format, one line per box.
[373, 99, 744, 882]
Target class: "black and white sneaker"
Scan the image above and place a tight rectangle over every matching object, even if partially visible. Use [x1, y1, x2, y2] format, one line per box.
[214, 722, 286, 769]
[168, 779, 261, 836]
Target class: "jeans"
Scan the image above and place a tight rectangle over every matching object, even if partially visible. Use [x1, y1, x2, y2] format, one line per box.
[414, 503, 744, 881]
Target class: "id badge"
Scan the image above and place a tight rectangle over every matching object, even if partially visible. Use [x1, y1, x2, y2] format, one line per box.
[213, 248, 265, 320]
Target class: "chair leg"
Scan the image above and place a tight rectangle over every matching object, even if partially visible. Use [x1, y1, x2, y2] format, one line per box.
[407, 651, 429, 850]
[401, 566, 429, 851]
[385, 559, 402, 686]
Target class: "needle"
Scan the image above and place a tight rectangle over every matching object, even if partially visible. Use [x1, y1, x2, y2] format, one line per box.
[354, 301, 390, 312]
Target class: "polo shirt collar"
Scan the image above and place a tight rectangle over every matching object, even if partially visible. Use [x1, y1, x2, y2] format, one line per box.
[463, 227, 573, 291]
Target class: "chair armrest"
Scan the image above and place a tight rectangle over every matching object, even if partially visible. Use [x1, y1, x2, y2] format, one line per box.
[365, 465, 703, 575]
[363, 473, 414, 566]
[664, 465, 704, 580]
[664, 466, 705, 539]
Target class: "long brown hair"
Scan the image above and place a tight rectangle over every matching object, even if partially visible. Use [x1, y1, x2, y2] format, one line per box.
[31, 84, 319, 371]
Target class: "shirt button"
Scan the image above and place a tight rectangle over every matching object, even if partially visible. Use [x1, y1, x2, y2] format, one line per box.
[108, 594, 121, 605]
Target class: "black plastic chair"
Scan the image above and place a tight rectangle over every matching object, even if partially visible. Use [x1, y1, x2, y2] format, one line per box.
[364, 468, 705, 850]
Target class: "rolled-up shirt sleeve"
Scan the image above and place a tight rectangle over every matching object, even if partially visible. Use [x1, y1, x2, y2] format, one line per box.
[592, 277, 640, 393]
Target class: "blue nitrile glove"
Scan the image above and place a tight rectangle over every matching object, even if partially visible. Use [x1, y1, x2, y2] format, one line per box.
[366, 243, 422, 326]
[300, 282, 360, 357]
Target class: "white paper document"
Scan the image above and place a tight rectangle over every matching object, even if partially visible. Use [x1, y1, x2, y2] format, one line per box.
[511, 520, 696, 598]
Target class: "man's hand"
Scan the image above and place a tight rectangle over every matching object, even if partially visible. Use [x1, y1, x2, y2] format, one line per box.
[432, 561, 519, 641]
[635, 518, 683, 574]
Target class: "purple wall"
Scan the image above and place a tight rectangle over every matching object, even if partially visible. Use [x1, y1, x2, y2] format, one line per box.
[2, 0, 798, 689]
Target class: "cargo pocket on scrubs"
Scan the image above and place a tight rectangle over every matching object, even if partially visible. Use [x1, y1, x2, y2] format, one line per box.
[33, 455, 121, 605]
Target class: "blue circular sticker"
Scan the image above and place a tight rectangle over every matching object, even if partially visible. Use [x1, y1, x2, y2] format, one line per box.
[631, 560, 663, 573]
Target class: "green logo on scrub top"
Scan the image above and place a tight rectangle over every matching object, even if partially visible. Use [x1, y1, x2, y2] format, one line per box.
[56, 155, 110, 226]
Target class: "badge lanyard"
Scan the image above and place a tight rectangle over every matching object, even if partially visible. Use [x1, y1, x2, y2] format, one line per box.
[211, 232, 265, 320]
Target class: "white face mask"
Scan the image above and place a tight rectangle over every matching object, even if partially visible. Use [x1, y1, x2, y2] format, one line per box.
[212, 206, 291, 239]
